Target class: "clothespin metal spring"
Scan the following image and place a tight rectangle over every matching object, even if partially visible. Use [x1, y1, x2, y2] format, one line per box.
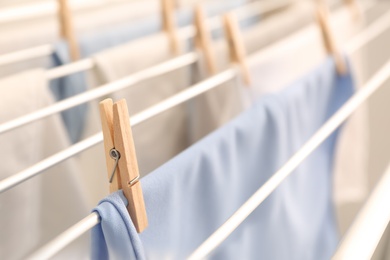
[109, 148, 139, 187]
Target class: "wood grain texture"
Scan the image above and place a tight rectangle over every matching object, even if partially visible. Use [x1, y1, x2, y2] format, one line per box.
[57, 0, 80, 61]
[223, 13, 252, 86]
[315, 4, 348, 75]
[113, 100, 148, 233]
[99, 99, 121, 193]
[194, 5, 217, 75]
[162, 0, 180, 55]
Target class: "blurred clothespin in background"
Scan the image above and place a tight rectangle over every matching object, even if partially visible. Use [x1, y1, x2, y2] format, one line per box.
[57, 0, 80, 61]
[194, 4, 217, 75]
[100, 99, 148, 233]
[223, 13, 251, 86]
[316, 3, 348, 75]
[344, 0, 362, 21]
[162, 0, 180, 54]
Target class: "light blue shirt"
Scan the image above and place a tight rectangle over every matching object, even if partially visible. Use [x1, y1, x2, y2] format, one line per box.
[91, 57, 355, 260]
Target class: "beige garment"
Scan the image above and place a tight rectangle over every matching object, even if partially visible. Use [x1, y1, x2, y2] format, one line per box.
[0, 69, 89, 260]
[243, 1, 314, 55]
[188, 44, 244, 143]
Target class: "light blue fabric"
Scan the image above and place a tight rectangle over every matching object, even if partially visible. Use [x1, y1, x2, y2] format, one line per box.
[50, 0, 256, 143]
[91, 57, 355, 260]
[50, 43, 89, 143]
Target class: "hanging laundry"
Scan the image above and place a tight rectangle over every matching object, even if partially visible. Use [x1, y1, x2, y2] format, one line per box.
[91, 57, 354, 260]
[0, 69, 89, 260]
[49, 0, 256, 144]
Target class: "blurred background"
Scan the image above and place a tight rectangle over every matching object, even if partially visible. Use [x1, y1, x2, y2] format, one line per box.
[0, 0, 389, 259]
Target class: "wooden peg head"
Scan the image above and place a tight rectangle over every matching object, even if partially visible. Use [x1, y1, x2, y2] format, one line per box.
[57, 0, 80, 61]
[223, 13, 252, 86]
[315, 4, 348, 75]
[161, 0, 180, 55]
[194, 4, 217, 75]
[99, 99, 122, 193]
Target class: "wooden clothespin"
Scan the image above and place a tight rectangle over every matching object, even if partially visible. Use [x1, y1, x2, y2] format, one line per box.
[57, 0, 80, 61]
[194, 4, 217, 75]
[100, 99, 148, 233]
[223, 13, 251, 86]
[161, 0, 180, 55]
[316, 4, 348, 75]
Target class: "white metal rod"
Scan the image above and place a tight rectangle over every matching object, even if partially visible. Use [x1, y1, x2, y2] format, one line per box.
[0, 68, 236, 194]
[345, 6, 390, 55]
[45, 58, 94, 80]
[247, 0, 379, 67]
[0, 132, 102, 193]
[0, 0, 127, 24]
[0, 44, 53, 66]
[0, 0, 291, 68]
[0, 53, 198, 136]
[27, 212, 100, 260]
[332, 162, 390, 260]
[188, 55, 390, 260]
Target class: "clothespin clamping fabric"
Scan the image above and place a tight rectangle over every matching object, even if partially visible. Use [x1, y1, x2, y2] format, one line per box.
[99, 99, 148, 233]
[223, 13, 252, 86]
[194, 4, 217, 75]
[316, 4, 348, 75]
[162, 0, 180, 54]
[57, 0, 80, 61]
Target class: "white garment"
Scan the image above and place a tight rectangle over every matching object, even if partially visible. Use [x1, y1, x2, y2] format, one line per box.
[0, 69, 88, 260]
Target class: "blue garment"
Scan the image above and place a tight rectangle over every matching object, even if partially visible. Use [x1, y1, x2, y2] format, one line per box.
[50, 0, 255, 143]
[50, 42, 88, 143]
[91, 57, 355, 260]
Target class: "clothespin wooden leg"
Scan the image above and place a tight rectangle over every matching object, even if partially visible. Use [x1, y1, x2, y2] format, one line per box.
[194, 4, 217, 75]
[315, 4, 348, 75]
[162, 0, 180, 55]
[99, 98, 148, 233]
[57, 0, 80, 61]
[223, 13, 252, 86]
[100, 99, 122, 192]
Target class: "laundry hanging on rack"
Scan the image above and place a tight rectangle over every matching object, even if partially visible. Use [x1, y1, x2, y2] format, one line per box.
[91, 56, 354, 260]
[0, 69, 89, 260]
[46, 0, 258, 144]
